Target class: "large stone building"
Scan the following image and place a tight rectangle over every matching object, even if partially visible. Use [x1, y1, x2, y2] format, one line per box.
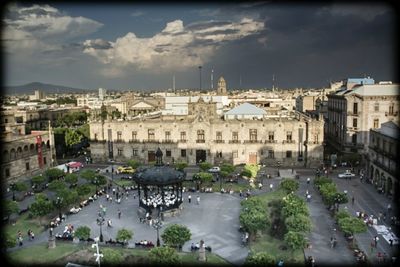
[89, 98, 324, 167]
[367, 121, 399, 198]
[1, 110, 56, 181]
[326, 78, 399, 159]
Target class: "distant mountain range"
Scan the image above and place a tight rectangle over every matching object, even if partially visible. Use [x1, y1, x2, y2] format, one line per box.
[3, 82, 94, 95]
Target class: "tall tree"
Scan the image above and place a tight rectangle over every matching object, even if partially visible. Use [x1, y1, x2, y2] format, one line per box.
[161, 224, 191, 249]
[116, 229, 134, 244]
[4, 200, 19, 222]
[65, 173, 78, 187]
[149, 247, 180, 265]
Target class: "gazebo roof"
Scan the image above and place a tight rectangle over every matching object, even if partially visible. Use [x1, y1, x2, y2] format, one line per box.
[134, 166, 185, 185]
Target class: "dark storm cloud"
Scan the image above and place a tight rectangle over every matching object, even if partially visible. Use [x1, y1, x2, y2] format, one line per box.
[197, 29, 240, 36]
[186, 20, 232, 31]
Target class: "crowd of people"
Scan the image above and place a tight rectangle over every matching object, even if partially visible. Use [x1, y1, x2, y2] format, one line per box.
[141, 191, 179, 208]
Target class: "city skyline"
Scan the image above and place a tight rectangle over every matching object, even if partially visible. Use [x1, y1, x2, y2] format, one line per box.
[2, 2, 397, 91]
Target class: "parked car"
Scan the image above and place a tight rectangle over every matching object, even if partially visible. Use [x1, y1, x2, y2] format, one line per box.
[338, 171, 355, 179]
[117, 166, 135, 174]
[208, 167, 220, 173]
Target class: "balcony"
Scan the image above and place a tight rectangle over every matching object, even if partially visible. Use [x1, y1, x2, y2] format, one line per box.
[214, 140, 225, 143]
[90, 139, 106, 143]
[282, 140, 295, 144]
[228, 140, 241, 144]
[344, 142, 364, 149]
[372, 159, 398, 177]
[347, 111, 359, 116]
[161, 139, 176, 144]
[129, 139, 141, 143]
[243, 140, 263, 144]
[114, 139, 125, 143]
[179, 139, 187, 143]
[385, 111, 398, 117]
[265, 140, 277, 144]
[143, 139, 160, 144]
[196, 140, 205, 143]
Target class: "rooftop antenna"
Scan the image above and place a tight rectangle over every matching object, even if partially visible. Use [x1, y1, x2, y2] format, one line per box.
[173, 75, 175, 93]
[211, 68, 214, 90]
[198, 66, 202, 90]
[272, 74, 275, 92]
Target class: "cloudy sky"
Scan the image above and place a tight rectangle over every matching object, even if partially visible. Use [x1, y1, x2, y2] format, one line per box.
[2, 2, 397, 90]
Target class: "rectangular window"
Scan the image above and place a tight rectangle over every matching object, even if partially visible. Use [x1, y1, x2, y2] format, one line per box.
[43, 157, 47, 165]
[132, 131, 137, 141]
[197, 130, 205, 142]
[216, 151, 222, 158]
[268, 131, 274, 141]
[26, 162, 30, 170]
[133, 149, 138, 156]
[286, 131, 292, 141]
[250, 129, 257, 141]
[353, 118, 357, 128]
[216, 131, 222, 141]
[353, 103, 358, 115]
[180, 131, 186, 142]
[5, 168, 10, 178]
[232, 150, 238, 158]
[286, 151, 292, 158]
[117, 131, 122, 141]
[166, 150, 172, 157]
[148, 129, 155, 140]
[165, 131, 171, 141]
[374, 103, 379, 112]
[232, 131, 238, 141]
[268, 150, 274, 158]
[181, 149, 186, 157]
[389, 104, 394, 115]
[373, 119, 379, 129]
[118, 148, 123, 156]
[94, 133, 98, 141]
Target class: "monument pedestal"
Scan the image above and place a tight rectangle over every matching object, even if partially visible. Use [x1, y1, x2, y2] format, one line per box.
[48, 236, 56, 249]
[198, 240, 206, 262]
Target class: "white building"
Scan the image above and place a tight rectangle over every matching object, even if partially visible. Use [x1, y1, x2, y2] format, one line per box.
[224, 103, 266, 120]
[162, 95, 230, 116]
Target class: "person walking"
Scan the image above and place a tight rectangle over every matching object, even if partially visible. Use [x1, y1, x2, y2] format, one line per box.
[351, 196, 355, 205]
[269, 183, 273, 191]
[307, 177, 311, 184]
[374, 236, 379, 247]
[188, 194, 192, 203]
[118, 209, 121, 219]
[387, 203, 392, 214]
[196, 195, 200, 205]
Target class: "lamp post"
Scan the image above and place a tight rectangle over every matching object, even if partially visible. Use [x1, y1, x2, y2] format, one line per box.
[97, 214, 105, 242]
[55, 197, 63, 222]
[153, 213, 163, 247]
[92, 237, 103, 267]
[10, 182, 16, 201]
[94, 177, 98, 194]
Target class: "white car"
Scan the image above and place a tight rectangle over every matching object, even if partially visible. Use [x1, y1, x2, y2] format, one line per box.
[338, 172, 355, 179]
[208, 167, 221, 173]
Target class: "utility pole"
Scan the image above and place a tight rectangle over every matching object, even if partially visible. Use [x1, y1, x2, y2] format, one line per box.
[173, 75, 175, 93]
[211, 68, 214, 90]
[199, 66, 202, 90]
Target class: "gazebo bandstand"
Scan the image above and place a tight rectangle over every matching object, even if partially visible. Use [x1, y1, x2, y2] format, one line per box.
[133, 148, 186, 219]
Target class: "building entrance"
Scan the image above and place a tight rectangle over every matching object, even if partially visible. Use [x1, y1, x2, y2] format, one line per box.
[196, 150, 206, 164]
[148, 151, 156, 162]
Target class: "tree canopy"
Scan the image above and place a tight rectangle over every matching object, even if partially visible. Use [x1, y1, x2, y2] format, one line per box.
[280, 178, 299, 193]
[161, 224, 191, 248]
[149, 246, 180, 265]
[245, 252, 276, 266]
[116, 228, 134, 243]
[75, 226, 91, 240]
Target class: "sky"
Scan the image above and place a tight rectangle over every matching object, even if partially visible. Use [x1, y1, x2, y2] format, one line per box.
[2, 2, 397, 91]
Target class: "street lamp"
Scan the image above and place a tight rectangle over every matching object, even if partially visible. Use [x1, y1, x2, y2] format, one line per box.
[55, 197, 63, 222]
[92, 237, 103, 267]
[97, 214, 105, 242]
[94, 177, 99, 194]
[10, 182, 16, 201]
[153, 213, 163, 247]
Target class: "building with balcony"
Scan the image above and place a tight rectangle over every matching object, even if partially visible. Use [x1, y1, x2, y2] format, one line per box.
[89, 98, 324, 167]
[367, 121, 399, 198]
[326, 78, 399, 158]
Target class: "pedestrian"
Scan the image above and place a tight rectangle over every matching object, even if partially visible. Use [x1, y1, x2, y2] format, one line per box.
[197, 195, 200, 205]
[330, 237, 334, 248]
[27, 229, 31, 241]
[269, 183, 273, 191]
[387, 203, 392, 213]
[278, 259, 284, 266]
[31, 231, 34, 240]
[374, 236, 379, 247]
[188, 194, 191, 203]
[307, 194, 311, 202]
[239, 190, 243, 198]
[307, 177, 311, 184]
[258, 182, 262, 190]
[106, 194, 109, 201]
[370, 241, 375, 253]
[351, 196, 355, 205]
[118, 209, 121, 219]
[113, 188, 116, 195]
[389, 238, 393, 247]
[50, 227, 53, 237]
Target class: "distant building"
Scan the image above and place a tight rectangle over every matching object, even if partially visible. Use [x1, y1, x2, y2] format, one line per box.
[326, 78, 399, 157]
[224, 103, 266, 120]
[99, 88, 107, 100]
[367, 121, 399, 198]
[29, 90, 45, 101]
[217, 77, 227, 95]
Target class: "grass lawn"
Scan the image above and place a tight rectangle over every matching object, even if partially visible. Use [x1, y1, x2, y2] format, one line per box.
[5, 213, 45, 241]
[7, 242, 82, 264]
[7, 242, 230, 265]
[113, 179, 135, 187]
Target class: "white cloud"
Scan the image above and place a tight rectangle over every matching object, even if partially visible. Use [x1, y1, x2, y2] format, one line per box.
[3, 4, 103, 54]
[131, 11, 145, 17]
[83, 17, 264, 74]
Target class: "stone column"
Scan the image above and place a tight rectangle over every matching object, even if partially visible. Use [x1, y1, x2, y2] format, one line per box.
[198, 240, 206, 262]
[48, 236, 56, 249]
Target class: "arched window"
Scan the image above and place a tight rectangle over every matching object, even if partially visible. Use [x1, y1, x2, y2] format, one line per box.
[10, 148, 16, 160]
[3, 150, 9, 161]
[46, 140, 50, 148]
[17, 147, 22, 156]
[30, 144, 35, 151]
[24, 145, 28, 152]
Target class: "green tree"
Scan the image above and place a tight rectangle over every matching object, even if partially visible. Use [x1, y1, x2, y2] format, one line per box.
[10, 181, 28, 199]
[174, 162, 187, 171]
[161, 224, 191, 249]
[285, 214, 312, 233]
[4, 200, 19, 221]
[65, 173, 78, 187]
[284, 231, 307, 250]
[199, 162, 212, 171]
[101, 248, 123, 265]
[245, 252, 276, 266]
[241, 169, 252, 178]
[77, 184, 92, 196]
[6, 233, 16, 248]
[194, 172, 213, 186]
[220, 163, 235, 174]
[243, 164, 260, 178]
[48, 180, 67, 193]
[65, 129, 83, 147]
[56, 188, 79, 207]
[239, 208, 269, 238]
[282, 193, 309, 218]
[335, 210, 351, 221]
[111, 110, 122, 119]
[30, 193, 53, 223]
[77, 124, 90, 138]
[45, 168, 65, 181]
[338, 217, 367, 237]
[127, 159, 141, 169]
[116, 228, 133, 243]
[75, 226, 91, 240]
[31, 175, 46, 189]
[149, 247, 180, 265]
[100, 105, 108, 121]
[80, 169, 97, 182]
[280, 178, 299, 193]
